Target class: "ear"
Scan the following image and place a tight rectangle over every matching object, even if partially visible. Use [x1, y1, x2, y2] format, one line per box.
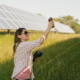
[17, 35, 21, 39]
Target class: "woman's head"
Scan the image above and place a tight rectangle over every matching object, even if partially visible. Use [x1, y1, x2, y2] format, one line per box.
[13, 28, 29, 56]
[15, 28, 29, 43]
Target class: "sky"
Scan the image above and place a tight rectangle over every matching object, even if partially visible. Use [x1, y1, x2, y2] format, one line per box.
[0, 0, 80, 22]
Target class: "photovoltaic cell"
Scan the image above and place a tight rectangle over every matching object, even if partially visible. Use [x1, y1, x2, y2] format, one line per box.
[11, 13, 19, 20]
[20, 15, 25, 21]
[6, 20, 18, 29]
[22, 11, 27, 15]
[0, 19, 12, 29]
[25, 11, 29, 15]
[9, 7, 18, 13]
[0, 23, 4, 29]
[0, 10, 8, 18]
[2, 4, 12, 12]
[31, 23, 37, 30]
[4, 12, 14, 19]
[17, 15, 24, 21]
[22, 16, 27, 21]
[0, 5, 5, 10]
[14, 8, 20, 14]
[13, 8, 20, 14]
[16, 15, 23, 21]
[20, 10, 26, 15]
[27, 23, 33, 30]
[17, 9, 24, 15]
[25, 16, 29, 22]
[13, 21, 22, 28]
[22, 22, 30, 29]
[17, 21, 24, 28]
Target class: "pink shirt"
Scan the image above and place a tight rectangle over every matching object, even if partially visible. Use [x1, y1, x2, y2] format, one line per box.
[15, 67, 31, 80]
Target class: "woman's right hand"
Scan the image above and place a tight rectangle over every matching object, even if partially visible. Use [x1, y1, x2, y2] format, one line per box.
[48, 21, 54, 29]
[40, 20, 54, 44]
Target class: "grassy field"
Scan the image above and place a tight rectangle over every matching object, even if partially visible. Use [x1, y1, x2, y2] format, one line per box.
[0, 33, 80, 80]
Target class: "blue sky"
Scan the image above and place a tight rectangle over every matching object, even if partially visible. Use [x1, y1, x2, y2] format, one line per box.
[0, 0, 80, 22]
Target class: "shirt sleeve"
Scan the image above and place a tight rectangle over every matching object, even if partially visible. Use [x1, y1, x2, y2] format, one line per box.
[21, 38, 41, 51]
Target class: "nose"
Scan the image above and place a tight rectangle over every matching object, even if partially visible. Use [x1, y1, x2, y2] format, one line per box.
[26, 33, 28, 35]
[26, 33, 28, 36]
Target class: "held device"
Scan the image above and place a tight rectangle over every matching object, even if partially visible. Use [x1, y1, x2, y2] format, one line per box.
[33, 51, 43, 62]
[48, 17, 55, 28]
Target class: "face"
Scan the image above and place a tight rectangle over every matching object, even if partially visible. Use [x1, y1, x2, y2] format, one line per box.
[18, 29, 29, 42]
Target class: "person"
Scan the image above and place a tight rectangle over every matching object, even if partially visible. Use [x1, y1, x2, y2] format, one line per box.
[11, 20, 54, 80]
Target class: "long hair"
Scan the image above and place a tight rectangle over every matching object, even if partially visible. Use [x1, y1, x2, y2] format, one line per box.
[13, 28, 26, 56]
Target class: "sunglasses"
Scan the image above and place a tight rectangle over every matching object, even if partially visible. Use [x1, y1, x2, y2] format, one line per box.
[21, 31, 29, 35]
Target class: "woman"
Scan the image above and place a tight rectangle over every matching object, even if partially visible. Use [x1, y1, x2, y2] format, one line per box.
[11, 20, 54, 80]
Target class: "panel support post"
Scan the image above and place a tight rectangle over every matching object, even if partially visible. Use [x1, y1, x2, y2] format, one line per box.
[7, 29, 10, 34]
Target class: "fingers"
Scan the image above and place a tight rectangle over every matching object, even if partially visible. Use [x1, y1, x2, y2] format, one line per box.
[35, 57, 39, 60]
[50, 21, 54, 26]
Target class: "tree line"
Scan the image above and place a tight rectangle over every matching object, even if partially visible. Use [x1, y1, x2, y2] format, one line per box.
[53, 15, 80, 33]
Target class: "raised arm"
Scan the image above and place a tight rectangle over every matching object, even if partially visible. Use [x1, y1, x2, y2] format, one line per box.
[20, 20, 54, 52]
[40, 21, 54, 44]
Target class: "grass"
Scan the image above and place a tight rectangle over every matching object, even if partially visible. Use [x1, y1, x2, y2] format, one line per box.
[0, 33, 80, 80]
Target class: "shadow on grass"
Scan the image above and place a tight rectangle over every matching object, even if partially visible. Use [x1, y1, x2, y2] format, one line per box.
[0, 37, 80, 80]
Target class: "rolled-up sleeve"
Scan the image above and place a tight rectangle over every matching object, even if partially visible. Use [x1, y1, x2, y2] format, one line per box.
[21, 38, 41, 51]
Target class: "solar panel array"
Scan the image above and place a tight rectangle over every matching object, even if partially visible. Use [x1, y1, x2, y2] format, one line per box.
[54, 21, 75, 33]
[0, 4, 75, 33]
[0, 4, 56, 31]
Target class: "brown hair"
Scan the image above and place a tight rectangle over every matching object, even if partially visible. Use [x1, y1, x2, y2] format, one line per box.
[13, 28, 26, 56]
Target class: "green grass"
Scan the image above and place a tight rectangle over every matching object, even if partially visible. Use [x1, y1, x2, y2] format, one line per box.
[0, 33, 80, 80]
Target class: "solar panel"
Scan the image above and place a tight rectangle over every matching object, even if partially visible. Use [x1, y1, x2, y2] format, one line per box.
[0, 4, 5, 11]
[9, 7, 17, 13]
[19, 10, 25, 15]
[14, 8, 20, 14]
[2, 4, 12, 12]
[0, 10, 8, 18]
[4, 12, 14, 19]
[5, 20, 18, 29]
[0, 23, 4, 29]
[20, 21, 27, 27]
[54, 21, 75, 33]
[11, 13, 19, 20]
[0, 19, 12, 29]
[17, 15, 24, 21]
[21, 15, 27, 21]
[13, 21, 22, 28]
[0, 4, 75, 33]
[23, 22, 29, 29]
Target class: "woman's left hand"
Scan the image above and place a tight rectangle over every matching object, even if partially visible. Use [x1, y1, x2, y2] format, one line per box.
[35, 57, 39, 61]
